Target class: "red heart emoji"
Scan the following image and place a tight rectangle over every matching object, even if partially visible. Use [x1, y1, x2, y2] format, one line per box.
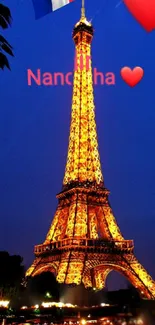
[124, 0, 155, 32]
[120, 67, 144, 87]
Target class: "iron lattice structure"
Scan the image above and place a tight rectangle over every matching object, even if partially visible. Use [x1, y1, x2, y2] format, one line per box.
[26, 13, 155, 299]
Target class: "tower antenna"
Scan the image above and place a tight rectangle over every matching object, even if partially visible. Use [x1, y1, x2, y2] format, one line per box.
[81, 0, 85, 19]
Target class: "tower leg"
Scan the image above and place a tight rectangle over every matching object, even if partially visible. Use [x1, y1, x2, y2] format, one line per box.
[26, 257, 58, 278]
[82, 271, 93, 288]
[122, 255, 155, 299]
[82, 253, 155, 299]
[26, 257, 42, 277]
[91, 267, 111, 290]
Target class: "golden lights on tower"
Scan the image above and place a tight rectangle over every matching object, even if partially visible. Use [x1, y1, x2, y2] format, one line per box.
[26, 3, 155, 300]
[63, 22, 103, 186]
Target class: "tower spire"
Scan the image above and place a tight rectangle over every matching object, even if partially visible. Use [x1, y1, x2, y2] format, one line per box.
[81, 0, 85, 19]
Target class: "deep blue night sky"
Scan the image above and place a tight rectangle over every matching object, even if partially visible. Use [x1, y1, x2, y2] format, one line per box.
[0, 0, 155, 290]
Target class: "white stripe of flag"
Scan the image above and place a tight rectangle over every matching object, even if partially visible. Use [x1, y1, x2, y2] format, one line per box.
[52, 0, 73, 11]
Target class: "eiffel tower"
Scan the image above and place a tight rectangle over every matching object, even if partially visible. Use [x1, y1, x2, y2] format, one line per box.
[26, 1, 155, 299]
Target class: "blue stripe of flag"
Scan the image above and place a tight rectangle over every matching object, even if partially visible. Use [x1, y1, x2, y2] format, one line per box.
[32, 0, 52, 19]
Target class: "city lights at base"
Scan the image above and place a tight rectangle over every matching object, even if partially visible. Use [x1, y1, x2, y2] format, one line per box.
[20, 302, 77, 310]
[41, 302, 77, 308]
[0, 300, 9, 308]
[136, 319, 143, 325]
[34, 304, 39, 309]
[20, 302, 113, 311]
[100, 303, 110, 307]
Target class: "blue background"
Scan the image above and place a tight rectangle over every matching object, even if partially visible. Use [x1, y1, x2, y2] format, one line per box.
[0, 0, 155, 290]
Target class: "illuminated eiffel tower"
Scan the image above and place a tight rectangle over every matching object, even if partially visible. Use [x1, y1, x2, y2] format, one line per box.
[26, 1, 155, 299]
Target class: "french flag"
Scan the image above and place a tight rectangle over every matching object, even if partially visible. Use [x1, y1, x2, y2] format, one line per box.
[32, 0, 73, 19]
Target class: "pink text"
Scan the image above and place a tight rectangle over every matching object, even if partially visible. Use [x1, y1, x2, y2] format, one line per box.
[27, 68, 116, 86]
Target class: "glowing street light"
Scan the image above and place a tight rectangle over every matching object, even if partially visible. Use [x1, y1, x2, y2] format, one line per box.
[34, 304, 39, 309]
[45, 292, 52, 298]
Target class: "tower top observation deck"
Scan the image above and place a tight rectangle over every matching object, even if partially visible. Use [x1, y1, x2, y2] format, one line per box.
[73, 0, 93, 37]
